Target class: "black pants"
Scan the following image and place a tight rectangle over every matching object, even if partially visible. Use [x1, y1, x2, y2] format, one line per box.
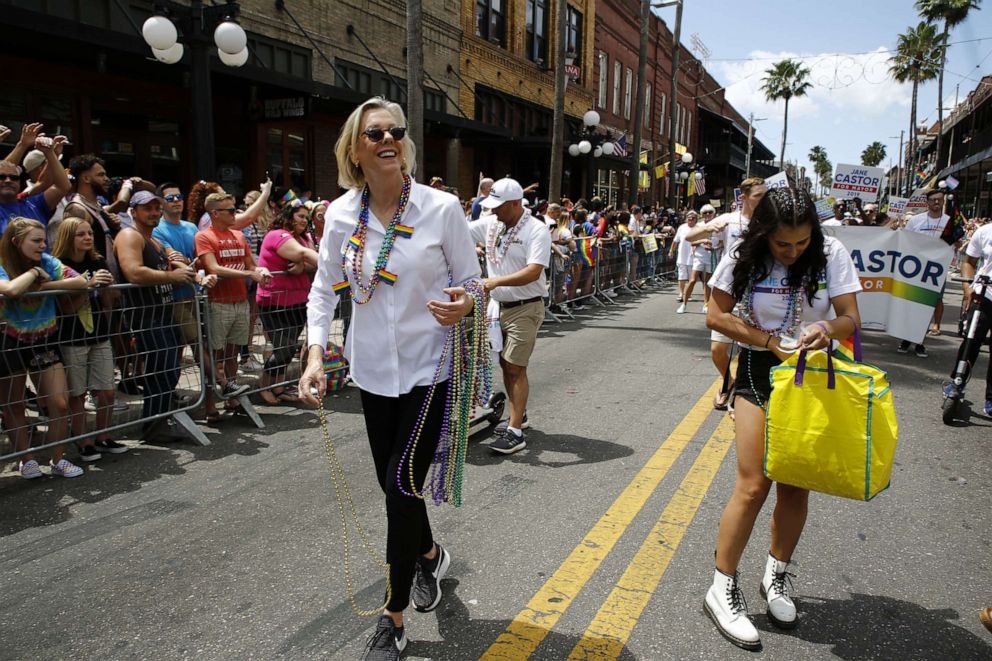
[360, 382, 447, 612]
[952, 296, 992, 401]
[259, 303, 307, 379]
[133, 317, 180, 429]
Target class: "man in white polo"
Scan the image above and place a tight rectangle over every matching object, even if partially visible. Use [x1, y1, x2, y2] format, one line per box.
[900, 188, 949, 356]
[470, 177, 551, 454]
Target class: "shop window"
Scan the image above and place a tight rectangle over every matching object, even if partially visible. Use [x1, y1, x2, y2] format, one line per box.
[476, 0, 506, 47]
[425, 90, 446, 114]
[265, 127, 311, 192]
[566, 6, 583, 61]
[247, 36, 311, 79]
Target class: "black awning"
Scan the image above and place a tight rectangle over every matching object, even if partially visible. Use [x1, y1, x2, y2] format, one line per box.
[936, 144, 992, 179]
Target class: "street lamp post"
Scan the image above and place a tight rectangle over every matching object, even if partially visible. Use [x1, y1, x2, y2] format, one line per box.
[568, 111, 617, 203]
[744, 112, 766, 179]
[141, 1, 248, 180]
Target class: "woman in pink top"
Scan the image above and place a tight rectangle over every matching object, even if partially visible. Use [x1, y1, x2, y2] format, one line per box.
[256, 203, 319, 404]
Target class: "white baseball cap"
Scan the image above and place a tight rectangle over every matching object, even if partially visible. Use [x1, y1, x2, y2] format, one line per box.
[480, 177, 524, 209]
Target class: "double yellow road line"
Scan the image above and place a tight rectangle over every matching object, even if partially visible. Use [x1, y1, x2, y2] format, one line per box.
[481, 380, 735, 660]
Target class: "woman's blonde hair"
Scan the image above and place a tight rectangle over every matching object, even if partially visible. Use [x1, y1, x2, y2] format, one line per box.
[334, 97, 417, 190]
[53, 217, 103, 262]
[0, 217, 46, 278]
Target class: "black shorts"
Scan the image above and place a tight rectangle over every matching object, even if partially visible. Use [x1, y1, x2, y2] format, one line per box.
[733, 348, 780, 408]
[0, 335, 63, 378]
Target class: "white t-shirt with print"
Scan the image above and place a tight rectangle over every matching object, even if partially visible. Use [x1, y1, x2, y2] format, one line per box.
[710, 211, 749, 253]
[905, 212, 949, 237]
[965, 223, 992, 303]
[710, 236, 863, 349]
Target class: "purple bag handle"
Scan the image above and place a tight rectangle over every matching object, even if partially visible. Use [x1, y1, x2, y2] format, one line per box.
[793, 321, 862, 390]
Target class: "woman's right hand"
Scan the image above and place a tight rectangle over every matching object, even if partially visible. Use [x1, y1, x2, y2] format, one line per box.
[298, 348, 326, 406]
[769, 336, 794, 362]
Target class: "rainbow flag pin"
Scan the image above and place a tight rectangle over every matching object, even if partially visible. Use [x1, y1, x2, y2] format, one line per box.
[349, 236, 362, 250]
[332, 280, 351, 294]
[394, 224, 414, 239]
[378, 269, 398, 285]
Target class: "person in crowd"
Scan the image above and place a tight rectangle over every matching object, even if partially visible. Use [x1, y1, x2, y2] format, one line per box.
[298, 97, 481, 660]
[628, 206, 643, 284]
[195, 193, 271, 422]
[52, 217, 127, 461]
[238, 189, 274, 373]
[704, 188, 862, 650]
[256, 202, 318, 404]
[549, 204, 575, 308]
[0, 130, 70, 234]
[470, 177, 551, 453]
[943, 213, 992, 416]
[151, 183, 200, 355]
[471, 177, 494, 221]
[0, 217, 99, 478]
[189, 178, 273, 232]
[687, 177, 768, 410]
[115, 191, 212, 441]
[310, 199, 328, 242]
[570, 208, 595, 308]
[671, 211, 698, 311]
[62, 154, 123, 258]
[687, 210, 717, 313]
[900, 188, 950, 356]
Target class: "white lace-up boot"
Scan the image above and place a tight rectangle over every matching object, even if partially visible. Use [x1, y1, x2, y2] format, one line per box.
[759, 553, 797, 628]
[704, 569, 761, 650]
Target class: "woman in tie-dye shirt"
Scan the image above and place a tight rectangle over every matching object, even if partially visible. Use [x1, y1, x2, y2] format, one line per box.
[0, 217, 105, 479]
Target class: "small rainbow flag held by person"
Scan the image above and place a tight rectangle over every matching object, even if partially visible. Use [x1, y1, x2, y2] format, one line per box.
[394, 224, 414, 239]
[378, 268, 398, 285]
[576, 237, 597, 267]
[332, 280, 351, 294]
[280, 189, 298, 206]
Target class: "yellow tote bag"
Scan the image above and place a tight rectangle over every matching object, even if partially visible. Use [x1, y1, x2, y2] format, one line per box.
[764, 329, 899, 501]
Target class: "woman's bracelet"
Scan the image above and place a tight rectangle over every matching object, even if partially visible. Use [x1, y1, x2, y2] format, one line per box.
[764, 334, 772, 349]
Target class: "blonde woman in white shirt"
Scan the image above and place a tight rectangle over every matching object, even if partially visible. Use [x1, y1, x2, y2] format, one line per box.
[298, 98, 482, 660]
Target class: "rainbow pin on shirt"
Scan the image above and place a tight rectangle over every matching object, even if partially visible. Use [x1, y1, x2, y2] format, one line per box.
[349, 235, 362, 250]
[377, 269, 398, 286]
[332, 280, 351, 294]
[394, 224, 414, 239]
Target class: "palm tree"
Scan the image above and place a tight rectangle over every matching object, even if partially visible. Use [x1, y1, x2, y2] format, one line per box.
[889, 22, 941, 192]
[818, 159, 833, 194]
[808, 145, 829, 194]
[761, 59, 813, 169]
[915, 0, 982, 163]
[861, 142, 887, 167]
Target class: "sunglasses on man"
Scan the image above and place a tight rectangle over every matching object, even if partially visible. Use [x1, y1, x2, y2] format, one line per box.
[0, 173, 20, 181]
[163, 193, 184, 202]
[362, 127, 407, 143]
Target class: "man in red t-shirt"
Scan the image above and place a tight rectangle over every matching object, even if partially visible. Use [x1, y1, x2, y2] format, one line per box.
[195, 193, 271, 420]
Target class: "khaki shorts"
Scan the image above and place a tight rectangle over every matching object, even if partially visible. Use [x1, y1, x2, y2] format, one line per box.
[208, 301, 250, 351]
[62, 341, 115, 396]
[173, 299, 199, 345]
[499, 300, 544, 367]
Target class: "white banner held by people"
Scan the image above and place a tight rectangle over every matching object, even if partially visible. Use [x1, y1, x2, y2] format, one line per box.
[830, 163, 884, 202]
[824, 227, 953, 344]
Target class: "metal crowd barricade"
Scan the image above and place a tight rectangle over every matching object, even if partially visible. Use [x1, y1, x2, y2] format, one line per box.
[544, 238, 606, 320]
[0, 282, 209, 465]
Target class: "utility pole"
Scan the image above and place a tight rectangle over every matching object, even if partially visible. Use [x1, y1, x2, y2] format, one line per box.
[629, 0, 650, 206]
[653, 0, 683, 212]
[890, 130, 904, 196]
[549, 0, 568, 202]
[406, 0, 425, 181]
[745, 112, 754, 179]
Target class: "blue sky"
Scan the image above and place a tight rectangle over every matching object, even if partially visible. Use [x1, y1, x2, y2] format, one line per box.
[659, 0, 992, 186]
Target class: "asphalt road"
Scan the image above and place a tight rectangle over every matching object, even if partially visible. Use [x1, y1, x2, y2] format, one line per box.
[1, 283, 990, 660]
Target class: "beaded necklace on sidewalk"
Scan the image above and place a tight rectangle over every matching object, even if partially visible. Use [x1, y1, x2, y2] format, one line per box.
[395, 279, 492, 507]
[486, 214, 528, 267]
[340, 175, 412, 305]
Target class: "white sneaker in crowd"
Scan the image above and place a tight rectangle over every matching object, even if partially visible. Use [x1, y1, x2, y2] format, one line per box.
[19, 459, 43, 479]
[677, 302, 687, 314]
[50, 459, 84, 478]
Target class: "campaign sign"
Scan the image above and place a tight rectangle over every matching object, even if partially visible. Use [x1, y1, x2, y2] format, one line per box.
[824, 227, 953, 344]
[831, 164, 884, 202]
[814, 198, 834, 220]
[904, 188, 929, 215]
[887, 196, 909, 216]
[734, 187, 742, 203]
[764, 172, 789, 189]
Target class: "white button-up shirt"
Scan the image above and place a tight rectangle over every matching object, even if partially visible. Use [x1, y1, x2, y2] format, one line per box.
[469, 208, 551, 302]
[307, 182, 481, 397]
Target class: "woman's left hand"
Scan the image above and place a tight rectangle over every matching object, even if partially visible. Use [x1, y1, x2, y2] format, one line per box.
[799, 323, 831, 351]
[427, 287, 474, 326]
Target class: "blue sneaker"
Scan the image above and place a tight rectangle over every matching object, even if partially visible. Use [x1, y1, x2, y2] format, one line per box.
[984, 400, 992, 417]
[943, 383, 961, 399]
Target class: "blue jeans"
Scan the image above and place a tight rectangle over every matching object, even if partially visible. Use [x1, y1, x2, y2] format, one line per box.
[133, 319, 180, 428]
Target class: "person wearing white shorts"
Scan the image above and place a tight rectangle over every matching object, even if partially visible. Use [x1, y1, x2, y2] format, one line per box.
[671, 211, 702, 313]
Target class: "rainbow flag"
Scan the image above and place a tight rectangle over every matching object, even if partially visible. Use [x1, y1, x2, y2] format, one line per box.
[394, 223, 414, 239]
[914, 168, 927, 186]
[576, 237, 597, 267]
[834, 335, 858, 362]
[280, 189, 298, 206]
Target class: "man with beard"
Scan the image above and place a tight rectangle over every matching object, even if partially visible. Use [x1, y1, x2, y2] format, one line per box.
[0, 133, 71, 233]
[62, 155, 127, 259]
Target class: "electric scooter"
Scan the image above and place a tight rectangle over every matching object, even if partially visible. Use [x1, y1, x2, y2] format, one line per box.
[941, 272, 992, 424]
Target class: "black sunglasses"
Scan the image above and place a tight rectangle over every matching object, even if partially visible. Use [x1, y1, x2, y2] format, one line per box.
[362, 127, 407, 143]
[163, 193, 184, 202]
[214, 207, 237, 213]
[0, 173, 19, 181]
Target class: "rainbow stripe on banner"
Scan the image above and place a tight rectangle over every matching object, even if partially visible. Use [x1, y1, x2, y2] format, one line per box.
[378, 268, 398, 285]
[576, 237, 597, 267]
[394, 223, 414, 238]
[858, 276, 941, 306]
[332, 280, 351, 294]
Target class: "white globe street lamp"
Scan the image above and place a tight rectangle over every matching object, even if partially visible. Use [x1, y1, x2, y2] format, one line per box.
[694, 171, 703, 180]
[214, 20, 248, 55]
[578, 140, 592, 154]
[594, 146, 603, 158]
[681, 152, 693, 165]
[583, 110, 601, 128]
[153, 43, 185, 64]
[601, 142, 615, 156]
[568, 144, 581, 157]
[218, 47, 249, 67]
[142, 16, 178, 50]
[679, 171, 689, 181]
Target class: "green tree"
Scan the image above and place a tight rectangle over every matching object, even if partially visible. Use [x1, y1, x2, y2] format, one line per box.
[889, 22, 941, 192]
[861, 141, 887, 167]
[915, 0, 982, 163]
[818, 159, 833, 194]
[761, 59, 813, 170]
[808, 145, 829, 194]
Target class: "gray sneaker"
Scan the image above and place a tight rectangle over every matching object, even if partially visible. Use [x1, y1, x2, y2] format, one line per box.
[217, 381, 250, 399]
[494, 411, 529, 432]
[490, 427, 526, 454]
[362, 614, 406, 661]
[413, 543, 450, 613]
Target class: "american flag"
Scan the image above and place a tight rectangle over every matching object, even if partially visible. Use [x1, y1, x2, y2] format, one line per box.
[695, 174, 706, 196]
[614, 133, 628, 158]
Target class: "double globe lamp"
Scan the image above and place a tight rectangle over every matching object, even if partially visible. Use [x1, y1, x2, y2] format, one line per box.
[568, 111, 617, 159]
[142, 12, 248, 67]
